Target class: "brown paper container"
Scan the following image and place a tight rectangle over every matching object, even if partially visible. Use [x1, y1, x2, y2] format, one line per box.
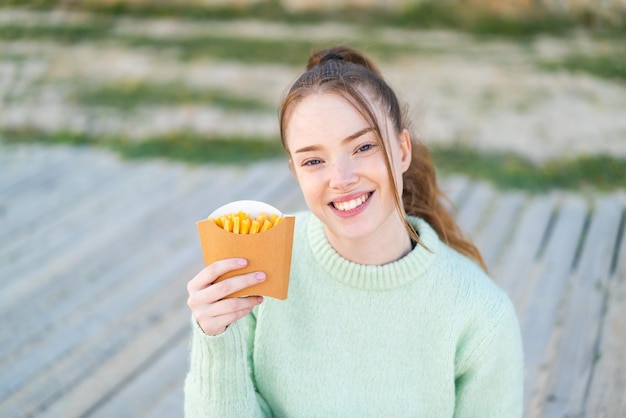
[196, 207, 295, 300]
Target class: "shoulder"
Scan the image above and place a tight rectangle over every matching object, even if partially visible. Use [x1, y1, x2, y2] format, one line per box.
[435, 242, 505, 300]
[432, 245, 521, 368]
[429, 239, 518, 334]
[426, 243, 522, 373]
[405, 216, 514, 318]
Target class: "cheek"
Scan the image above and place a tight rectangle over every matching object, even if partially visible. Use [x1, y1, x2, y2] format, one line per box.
[368, 152, 394, 185]
[293, 169, 323, 199]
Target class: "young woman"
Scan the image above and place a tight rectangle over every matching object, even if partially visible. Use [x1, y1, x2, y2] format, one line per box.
[185, 46, 523, 417]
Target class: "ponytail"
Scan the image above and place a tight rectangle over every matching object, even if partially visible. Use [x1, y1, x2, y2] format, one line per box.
[403, 140, 487, 271]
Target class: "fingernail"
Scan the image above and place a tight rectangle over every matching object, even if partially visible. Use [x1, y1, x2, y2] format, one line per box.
[255, 272, 266, 281]
[237, 258, 247, 266]
[257, 296, 264, 304]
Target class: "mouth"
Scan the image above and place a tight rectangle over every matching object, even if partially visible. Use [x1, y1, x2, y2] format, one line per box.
[330, 192, 373, 212]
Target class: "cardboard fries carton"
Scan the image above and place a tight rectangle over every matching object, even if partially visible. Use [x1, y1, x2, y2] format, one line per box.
[196, 200, 295, 300]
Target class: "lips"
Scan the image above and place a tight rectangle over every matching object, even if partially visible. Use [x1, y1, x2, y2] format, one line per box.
[331, 192, 372, 212]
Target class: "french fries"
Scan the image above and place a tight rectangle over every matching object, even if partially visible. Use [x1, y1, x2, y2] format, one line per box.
[208, 211, 284, 234]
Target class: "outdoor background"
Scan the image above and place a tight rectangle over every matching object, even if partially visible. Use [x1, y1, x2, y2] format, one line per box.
[2, 1, 626, 417]
[1, 0, 625, 190]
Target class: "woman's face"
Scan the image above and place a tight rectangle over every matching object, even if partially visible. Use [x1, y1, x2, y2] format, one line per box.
[284, 92, 412, 244]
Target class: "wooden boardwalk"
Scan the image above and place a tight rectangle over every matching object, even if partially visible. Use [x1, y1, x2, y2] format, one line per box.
[1, 143, 625, 418]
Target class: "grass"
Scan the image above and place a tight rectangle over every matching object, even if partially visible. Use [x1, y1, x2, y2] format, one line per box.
[2, 8, 625, 86]
[0, 51, 31, 63]
[3, 128, 626, 191]
[0, 22, 416, 65]
[5, 0, 625, 38]
[2, 2, 625, 190]
[380, 2, 583, 38]
[6, 19, 625, 84]
[114, 134, 285, 164]
[2, 3, 625, 81]
[131, 36, 418, 65]
[541, 49, 626, 84]
[74, 81, 273, 111]
[0, 129, 286, 164]
[431, 145, 626, 192]
[0, 0, 291, 21]
[0, 21, 113, 42]
[121, 34, 331, 65]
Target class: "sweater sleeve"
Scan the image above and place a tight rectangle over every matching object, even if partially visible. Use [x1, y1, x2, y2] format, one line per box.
[453, 297, 524, 418]
[184, 313, 271, 418]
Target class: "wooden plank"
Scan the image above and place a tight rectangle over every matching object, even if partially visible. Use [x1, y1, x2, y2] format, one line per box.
[4, 143, 626, 418]
[0, 185, 198, 408]
[87, 326, 189, 418]
[0, 159, 235, 311]
[492, 193, 557, 297]
[454, 181, 494, 238]
[0, 158, 300, 416]
[0, 146, 128, 242]
[584, 195, 626, 416]
[0, 240, 197, 414]
[473, 191, 525, 272]
[272, 182, 307, 215]
[76, 166, 301, 418]
[2, 158, 219, 376]
[440, 175, 472, 212]
[0, 161, 278, 372]
[0, 158, 186, 284]
[0, 163, 209, 347]
[35, 286, 192, 418]
[519, 194, 588, 417]
[47, 162, 298, 416]
[1, 159, 284, 344]
[145, 383, 185, 418]
[540, 195, 624, 417]
[0, 144, 77, 194]
[75, 163, 299, 418]
[251, 162, 304, 212]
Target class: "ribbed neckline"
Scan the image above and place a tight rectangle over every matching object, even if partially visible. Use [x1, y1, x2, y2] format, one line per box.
[306, 214, 439, 291]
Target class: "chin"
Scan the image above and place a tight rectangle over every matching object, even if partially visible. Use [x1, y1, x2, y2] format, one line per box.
[327, 219, 376, 241]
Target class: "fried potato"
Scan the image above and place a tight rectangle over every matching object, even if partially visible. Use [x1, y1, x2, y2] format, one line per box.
[208, 211, 283, 234]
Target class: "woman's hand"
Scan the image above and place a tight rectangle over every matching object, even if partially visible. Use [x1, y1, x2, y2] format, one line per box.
[187, 258, 265, 336]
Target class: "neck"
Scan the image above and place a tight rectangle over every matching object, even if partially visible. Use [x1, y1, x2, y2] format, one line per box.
[325, 217, 412, 265]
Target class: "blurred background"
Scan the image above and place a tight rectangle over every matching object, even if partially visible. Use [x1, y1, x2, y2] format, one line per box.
[1, 1, 626, 417]
[1, 0, 625, 189]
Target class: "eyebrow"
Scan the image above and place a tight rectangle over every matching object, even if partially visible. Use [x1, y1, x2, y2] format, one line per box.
[293, 127, 374, 154]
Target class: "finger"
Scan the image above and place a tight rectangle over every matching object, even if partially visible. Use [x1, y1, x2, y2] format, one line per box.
[187, 271, 265, 310]
[187, 258, 248, 293]
[197, 304, 258, 336]
[205, 296, 264, 318]
[203, 271, 266, 301]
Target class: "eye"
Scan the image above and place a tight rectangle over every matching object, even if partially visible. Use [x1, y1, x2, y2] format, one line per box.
[356, 143, 376, 153]
[302, 158, 323, 167]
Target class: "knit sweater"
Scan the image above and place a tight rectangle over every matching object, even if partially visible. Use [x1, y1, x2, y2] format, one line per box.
[185, 212, 524, 418]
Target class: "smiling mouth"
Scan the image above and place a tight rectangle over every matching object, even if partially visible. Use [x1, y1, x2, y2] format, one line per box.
[331, 192, 372, 212]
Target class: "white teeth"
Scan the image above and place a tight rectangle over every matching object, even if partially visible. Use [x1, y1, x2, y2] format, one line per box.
[333, 194, 369, 211]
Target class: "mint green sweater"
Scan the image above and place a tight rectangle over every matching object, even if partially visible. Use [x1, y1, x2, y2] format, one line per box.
[185, 213, 523, 417]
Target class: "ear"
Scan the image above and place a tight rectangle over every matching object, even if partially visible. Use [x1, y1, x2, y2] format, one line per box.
[398, 129, 412, 173]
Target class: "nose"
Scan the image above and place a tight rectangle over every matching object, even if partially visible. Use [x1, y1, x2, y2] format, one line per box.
[329, 157, 358, 190]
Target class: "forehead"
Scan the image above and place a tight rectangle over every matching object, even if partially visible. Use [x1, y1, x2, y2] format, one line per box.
[290, 93, 366, 127]
[284, 93, 373, 145]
